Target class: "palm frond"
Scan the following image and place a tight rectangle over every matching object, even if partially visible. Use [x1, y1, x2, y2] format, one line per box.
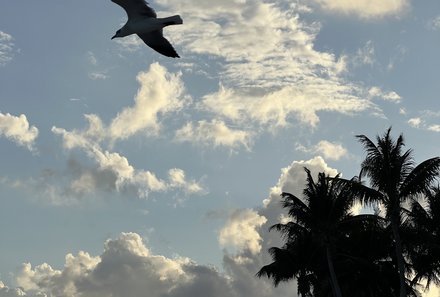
[400, 157, 440, 199]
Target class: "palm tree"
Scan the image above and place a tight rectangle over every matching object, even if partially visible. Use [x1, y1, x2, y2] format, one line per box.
[340, 128, 440, 297]
[408, 186, 440, 290]
[258, 168, 357, 297]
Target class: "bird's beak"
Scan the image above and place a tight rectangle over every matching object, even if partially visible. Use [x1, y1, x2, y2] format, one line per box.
[111, 34, 116, 40]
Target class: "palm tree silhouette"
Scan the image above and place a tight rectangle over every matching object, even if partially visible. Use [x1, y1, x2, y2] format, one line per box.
[258, 168, 357, 297]
[337, 128, 440, 296]
[408, 186, 440, 290]
[258, 128, 440, 296]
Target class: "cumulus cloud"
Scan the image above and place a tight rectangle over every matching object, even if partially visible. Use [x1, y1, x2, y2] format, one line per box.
[0, 31, 15, 66]
[0, 281, 45, 297]
[270, 156, 339, 200]
[57, 62, 187, 144]
[0, 112, 38, 150]
[46, 64, 203, 202]
[175, 120, 253, 150]
[2, 232, 295, 297]
[312, 0, 409, 19]
[296, 140, 349, 160]
[109, 63, 188, 140]
[51, 124, 203, 201]
[1, 157, 342, 297]
[2, 158, 439, 297]
[156, 0, 383, 131]
[219, 209, 267, 254]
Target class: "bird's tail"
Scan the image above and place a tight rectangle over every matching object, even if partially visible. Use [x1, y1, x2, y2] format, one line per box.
[161, 15, 183, 26]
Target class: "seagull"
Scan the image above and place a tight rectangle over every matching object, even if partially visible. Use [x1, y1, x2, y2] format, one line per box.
[111, 0, 182, 58]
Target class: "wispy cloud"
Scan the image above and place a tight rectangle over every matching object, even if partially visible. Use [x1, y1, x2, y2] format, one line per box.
[311, 0, 410, 19]
[88, 71, 108, 80]
[353, 40, 375, 66]
[427, 15, 440, 31]
[0, 31, 15, 66]
[408, 110, 440, 132]
[368, 86, 402, 102]
[157, 0, 383, 132]
[296, 140, 349, 160]
[175, 120, 253, 150]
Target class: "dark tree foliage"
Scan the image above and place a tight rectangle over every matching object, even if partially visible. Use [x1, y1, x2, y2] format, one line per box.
[258, 128, 440, 296]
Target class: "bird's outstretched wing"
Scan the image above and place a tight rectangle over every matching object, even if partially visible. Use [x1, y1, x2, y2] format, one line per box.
[137, 31, 179, 58]
[111, 0, 157, 19]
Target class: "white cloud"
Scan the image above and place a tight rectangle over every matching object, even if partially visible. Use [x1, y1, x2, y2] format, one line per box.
[0, 281, 43, 297]
[46, 64, 203, 202]
[407, 111, 440, 132]
[202, 85, 373, 129]
[353, 40, 375, 66]
[109, 63, 188, 140]
[0, 112, 38, 150]
[168, 168, 204, 194]
[408, 117, 422, 128]
[56, 63, 188, 145]
[368, 86, 402, 102]
[51, 124, 204, 201]
[312, 0, 409, 19]
[87, 51, 98, 66]
[296, 140, 348, 160]
[114, 35, 144, 52]
[88, 72, 108, 80]
[156, 0, 381, 131]
[219, 209, 267, 254]
[428, 16, 440, 30]
[425, 285, 440, 297]
[175, 120, 253, 150]
[1, 158, 340, 297]
[270, 156, 339, 200]
[2, 232, 294, 297]
[428, 124, 440, 132]
[0, 31, 14, 66]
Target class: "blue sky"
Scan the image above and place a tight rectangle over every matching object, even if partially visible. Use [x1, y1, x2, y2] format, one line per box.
[0, 0, 440, 296]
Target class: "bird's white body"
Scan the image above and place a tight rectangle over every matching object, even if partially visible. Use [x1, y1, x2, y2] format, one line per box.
[111, 0, 182, 58]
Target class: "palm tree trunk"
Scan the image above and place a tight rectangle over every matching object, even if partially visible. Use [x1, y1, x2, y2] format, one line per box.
[391, 215, 407, 297]
[326, 246, 343, 297]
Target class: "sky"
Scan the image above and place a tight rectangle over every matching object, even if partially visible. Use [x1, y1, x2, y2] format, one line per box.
[0, 0, 440, 296]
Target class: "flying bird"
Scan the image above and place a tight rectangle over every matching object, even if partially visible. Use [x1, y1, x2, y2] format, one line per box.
[111, 0, 182, 58]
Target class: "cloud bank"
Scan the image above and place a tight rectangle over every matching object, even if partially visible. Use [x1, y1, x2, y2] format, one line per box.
[0, 157, 340, 297]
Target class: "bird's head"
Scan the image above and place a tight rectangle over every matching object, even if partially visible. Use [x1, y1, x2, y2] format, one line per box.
[111, 29, 122, 40]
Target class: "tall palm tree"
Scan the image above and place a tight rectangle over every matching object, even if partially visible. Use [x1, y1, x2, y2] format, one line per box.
[258, 168, 356, 297]
[408, 186, 440, 290]
[340, 128, 440, 297]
